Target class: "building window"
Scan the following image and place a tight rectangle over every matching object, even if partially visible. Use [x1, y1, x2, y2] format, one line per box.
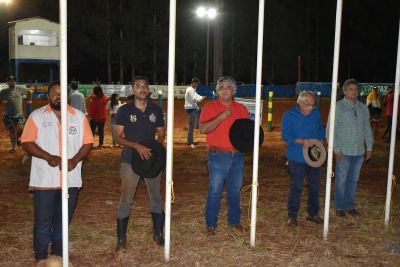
[17, 29, 58, 47]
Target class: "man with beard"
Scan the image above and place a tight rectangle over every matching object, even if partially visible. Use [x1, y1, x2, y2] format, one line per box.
[114, 76, 165, 251]
[21, 82, 93, 262]
[0, 75, 32, 152]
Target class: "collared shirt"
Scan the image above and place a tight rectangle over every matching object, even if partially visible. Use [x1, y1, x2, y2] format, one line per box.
[69, 89, 87, 114]
[281, 106, 325, 163]
[199, 99, 248, 149]
[115, 101, 164, 163]
[330, 98, 374, 156]
[184, 86, 204, 110]
[0, 86, 29, 114]
[21, 104, 93, 189]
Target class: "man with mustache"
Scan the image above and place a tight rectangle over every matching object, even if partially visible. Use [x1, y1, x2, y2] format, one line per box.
[21, 82, 93, 262]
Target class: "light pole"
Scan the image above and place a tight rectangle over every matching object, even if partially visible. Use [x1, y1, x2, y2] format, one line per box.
[196, 7, 217, 86]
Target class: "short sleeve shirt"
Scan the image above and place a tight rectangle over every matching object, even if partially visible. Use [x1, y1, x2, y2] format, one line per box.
[115, 101, 164, 163]
[200, 99, 248, 149]
[0, 86, 29, 114]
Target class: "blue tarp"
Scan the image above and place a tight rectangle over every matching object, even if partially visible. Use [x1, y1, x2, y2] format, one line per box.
[263, 85, 296, 98]
[296, 82, 332, 96]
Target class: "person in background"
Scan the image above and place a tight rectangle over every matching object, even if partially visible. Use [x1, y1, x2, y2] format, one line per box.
[366, 86, 382, 138]
[281, 91, 325, 227]
[199, 76, 248, 236]
[381, 86, 399, 141]
[0, 75, 32, 153]
[21, 82, 93, 262]
[106, 93, 122, 147]
[331, 79, 374, 217]
[68, 81, 87, 114]
[184, 77, 205, 148]
[88, 85, 108, 149]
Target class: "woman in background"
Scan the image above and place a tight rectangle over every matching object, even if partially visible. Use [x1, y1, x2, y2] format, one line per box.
[88, 85, 108, 148]
[106, 93, 122, 147]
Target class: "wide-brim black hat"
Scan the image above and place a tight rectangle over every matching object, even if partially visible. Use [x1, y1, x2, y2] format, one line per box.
[303, 139, 326, 168]
[229, 118, 264, 153]
[131, 139, 166, 178]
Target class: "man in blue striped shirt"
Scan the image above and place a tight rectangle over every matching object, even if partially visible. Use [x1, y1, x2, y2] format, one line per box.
[331, 79, 373, 217]
[282, 91, 325, 227]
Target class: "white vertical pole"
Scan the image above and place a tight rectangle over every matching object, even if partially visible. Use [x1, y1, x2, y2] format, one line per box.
[165, 0, 176, 261]
[323, 0, 343, 241]
[384, 20, 400, 227]
[60, 0, 69, 266]
[250, 0, 265, 247]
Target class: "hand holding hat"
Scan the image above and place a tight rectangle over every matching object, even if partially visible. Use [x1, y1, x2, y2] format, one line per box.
[131, 140, 166, 178]
[303, 139, 326, 167]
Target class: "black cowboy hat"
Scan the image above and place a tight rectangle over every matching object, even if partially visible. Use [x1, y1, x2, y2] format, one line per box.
[229, 118, 264, 153]
[303, 139, 326, 168]
[131, 139, 166, 178]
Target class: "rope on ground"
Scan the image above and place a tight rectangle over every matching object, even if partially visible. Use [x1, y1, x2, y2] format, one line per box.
[169, 180, 175, 204]
[241, 181, 259, 227]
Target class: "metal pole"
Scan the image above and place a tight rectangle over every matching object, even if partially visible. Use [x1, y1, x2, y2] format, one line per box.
[250, 0, 265, 247]
[206, 20, 210, 86]
[323, 0, 343, 241]
[384, 20, 400, 228]
[60, 0, 69, 266]
[165, 0, 176, 261]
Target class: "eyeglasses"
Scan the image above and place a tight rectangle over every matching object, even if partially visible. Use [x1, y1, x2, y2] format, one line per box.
[352, 106, 357, 119]
[301, 101, 315, 109]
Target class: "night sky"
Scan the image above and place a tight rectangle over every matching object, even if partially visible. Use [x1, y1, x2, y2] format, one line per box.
[0, 0, 399, 85]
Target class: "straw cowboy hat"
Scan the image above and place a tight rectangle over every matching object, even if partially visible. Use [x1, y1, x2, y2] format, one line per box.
[303, 139, 326, 168]
[229, 118, 264, 153]
[131, 139, 166, 178]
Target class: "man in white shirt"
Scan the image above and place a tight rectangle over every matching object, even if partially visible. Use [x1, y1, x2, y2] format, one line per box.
[184, 77, 205, 147]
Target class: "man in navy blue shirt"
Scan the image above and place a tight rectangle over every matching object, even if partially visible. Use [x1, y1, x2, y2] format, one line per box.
[114, 76, 165, 251]
[281, 91, 325, 227]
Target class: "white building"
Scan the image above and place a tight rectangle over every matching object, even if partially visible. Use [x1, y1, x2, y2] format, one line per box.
[9, 17, 59, 83]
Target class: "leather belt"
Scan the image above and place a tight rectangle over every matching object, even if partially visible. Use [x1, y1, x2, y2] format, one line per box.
[208, 146, 239, 154]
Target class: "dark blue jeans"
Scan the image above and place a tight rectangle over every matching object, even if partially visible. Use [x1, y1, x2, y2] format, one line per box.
[90, 119, 105, 146]
[205, 151, 244, 228]
[287, 160, 322, 219]
[33, 188, 78, 261]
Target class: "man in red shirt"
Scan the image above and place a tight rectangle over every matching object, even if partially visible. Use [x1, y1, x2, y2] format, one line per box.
[199, 76, 248, 236]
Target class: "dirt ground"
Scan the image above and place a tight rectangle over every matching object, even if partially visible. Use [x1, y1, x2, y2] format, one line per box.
[0, 98, 400, 266]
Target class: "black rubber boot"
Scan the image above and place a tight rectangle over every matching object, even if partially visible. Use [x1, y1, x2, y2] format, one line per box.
[151, 212, 165, 246]
[116, 217, 129, 251]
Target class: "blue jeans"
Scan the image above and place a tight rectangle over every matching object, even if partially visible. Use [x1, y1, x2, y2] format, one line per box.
[287, 160, 322, 219]
[205, 151, 244, 228]
[33, 188, 78, 261]
[186, 108, 200, 145]
[334, 155, 364, 210]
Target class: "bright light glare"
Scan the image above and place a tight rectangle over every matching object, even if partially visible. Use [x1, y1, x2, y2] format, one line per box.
[207, 8, 217, 19]
[196, 7, 217, 19]
[1, 0, 12, 4]
[196, 7, 206, 18]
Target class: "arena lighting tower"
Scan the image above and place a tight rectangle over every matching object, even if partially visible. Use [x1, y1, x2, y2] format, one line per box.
[196, 6, 217, 86]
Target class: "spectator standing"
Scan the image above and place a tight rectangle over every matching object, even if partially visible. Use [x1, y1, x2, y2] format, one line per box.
[88, 85, 108, 148]
[68, 81, 87, 114]
[106, 93, 122, 147]
[0, 75, 32, 153]
[184, 77, 205, 148]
